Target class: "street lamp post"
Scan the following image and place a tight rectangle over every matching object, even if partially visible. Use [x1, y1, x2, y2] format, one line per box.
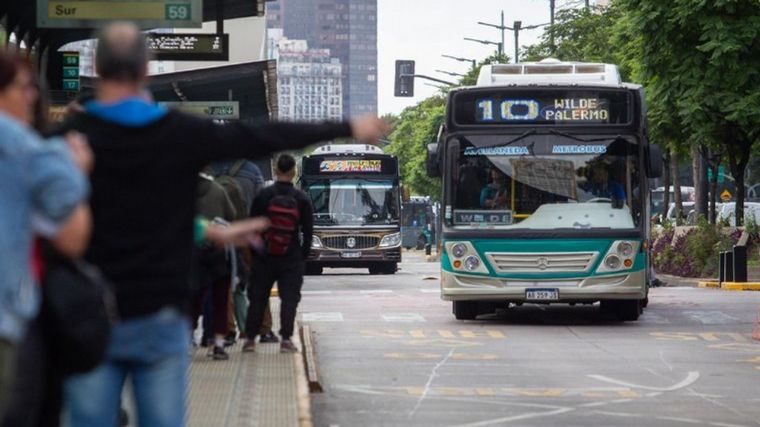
[435, 70, 465, 78]
[441, 54, 477, 69]
[463, 37, 503, 58]
[477, 14, 548, 64]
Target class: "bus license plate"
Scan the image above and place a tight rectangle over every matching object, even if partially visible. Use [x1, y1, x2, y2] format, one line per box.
[526, 289, 559, 301]
[341, 251, 362, 259]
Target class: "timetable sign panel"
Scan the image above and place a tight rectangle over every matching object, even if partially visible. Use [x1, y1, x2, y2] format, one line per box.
[146, 33, 229, 61]
[37, 0, 202, 29]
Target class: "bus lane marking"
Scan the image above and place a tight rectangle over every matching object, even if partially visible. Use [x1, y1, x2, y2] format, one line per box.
[384, 352, 500, 360]
[301, 312, 344, 322]
[683, 311, 740, 325]
[382, 313, 426, 322]
[359, 329, 507, 339]
[650, 332, 748, 342]
[588, 371, 700, 392]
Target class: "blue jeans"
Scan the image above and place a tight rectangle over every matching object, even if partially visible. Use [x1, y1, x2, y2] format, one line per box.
[64, 307, 189, 427]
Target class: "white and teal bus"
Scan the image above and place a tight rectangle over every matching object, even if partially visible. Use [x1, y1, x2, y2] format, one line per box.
[427, 59, 663, 321]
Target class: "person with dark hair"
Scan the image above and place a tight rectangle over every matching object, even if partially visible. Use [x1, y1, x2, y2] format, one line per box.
[56, 22, 386, 427]
[0, 50, 91, 423]
[243, 154, 313, 354]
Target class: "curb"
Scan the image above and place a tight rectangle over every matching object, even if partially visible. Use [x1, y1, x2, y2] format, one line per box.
[697, 281, 760, 291]
[698, 281, 720, 288]
[292, 318, 313, 427]
[721, 282, 760, 291]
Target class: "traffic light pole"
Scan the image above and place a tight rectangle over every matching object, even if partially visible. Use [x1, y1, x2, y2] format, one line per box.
[401, 74, 456, 86]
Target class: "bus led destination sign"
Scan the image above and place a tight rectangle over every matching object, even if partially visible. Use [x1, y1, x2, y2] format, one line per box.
[453, 89, 631, 126]
[320, 160, 382, 173]
[146, 33, 229, 61]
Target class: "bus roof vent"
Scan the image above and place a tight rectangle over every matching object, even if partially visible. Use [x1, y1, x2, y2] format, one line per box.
[313, 144, 384, 154]
[476, 59, 621, 86]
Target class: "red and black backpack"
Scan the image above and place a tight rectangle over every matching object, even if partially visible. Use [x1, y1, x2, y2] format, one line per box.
[265, 188, 301, 256]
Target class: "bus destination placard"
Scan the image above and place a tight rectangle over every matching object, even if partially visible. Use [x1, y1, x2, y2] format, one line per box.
[453, 89, 631, 126]
[320, 160, 382, 173]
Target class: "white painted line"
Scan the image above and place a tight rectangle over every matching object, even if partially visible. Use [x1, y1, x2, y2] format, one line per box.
[302, 290, 333, 295]
[588, 371, 700, 392]
[419, 289, 440, 293]
[360, 289, 394, 294]
[301, 312, 344, 322]
[592, 410, 641, 418]
[640, 312, 671, 324]
[578, 401, 610, 408]
[711, 423, 751, 427]
[656, 416, 702, 424]
[382, 313, 426, 322]
[683, 311, 739, 325]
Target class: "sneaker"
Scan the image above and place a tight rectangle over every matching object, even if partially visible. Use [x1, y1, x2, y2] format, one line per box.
[241, 339, 256, 353]
[224, 332, 237, 347]
[211, 346, 229, 360]
[259, 331, 280, 343]
[280, 339, 298, 353]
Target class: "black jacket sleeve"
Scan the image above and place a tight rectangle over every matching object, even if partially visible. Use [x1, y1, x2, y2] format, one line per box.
[190, 116, 353, 166]
[299, 192, 314, 259]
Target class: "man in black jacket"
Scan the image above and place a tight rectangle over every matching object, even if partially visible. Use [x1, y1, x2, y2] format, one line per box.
[243, 155, 313, 353]
[58, 22, 386, 427]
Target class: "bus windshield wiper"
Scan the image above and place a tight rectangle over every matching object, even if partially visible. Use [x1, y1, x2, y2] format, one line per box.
[548, 130, 624, 143]
[474, 130, 537, 149]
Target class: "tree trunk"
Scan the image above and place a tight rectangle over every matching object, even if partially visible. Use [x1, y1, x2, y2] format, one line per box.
[725, 128, 752, 226]
[709, 160, 719, 224]
[694, 146, 708, 221]
[662, 151, 671, 221]
[672, 149, 683, 224]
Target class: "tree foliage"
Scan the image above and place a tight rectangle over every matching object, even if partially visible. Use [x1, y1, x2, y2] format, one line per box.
[385, 96, 445, 200]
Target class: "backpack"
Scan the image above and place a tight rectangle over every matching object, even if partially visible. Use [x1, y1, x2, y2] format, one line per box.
[265, 189, 301, 256]
[41, 244, 118, 375]
[211, 161, 249, 221]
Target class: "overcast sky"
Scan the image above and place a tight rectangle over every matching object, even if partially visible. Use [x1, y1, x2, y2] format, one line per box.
[377, 0, 592, 115]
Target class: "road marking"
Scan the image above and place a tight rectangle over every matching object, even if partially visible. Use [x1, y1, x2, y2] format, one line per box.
[360, 329, 506, 339]
[384, 352, 499, 360]
[588, 371, 700, 392]
[592, 410, 641, 418]
[711, 423, 752, 427]
[450, 408, 575, 427]
[302, 290, 333, 295]
[301, 312, 344, 322]
[656, 416, 702, 424]
[408, 348, 455, 418]
[360, 289, 394, 294]
[650, 332, 748, 342]
[709, 342, 760, 352]
[419, 289, 440, 293]
[683, 311, 740, 325]
[404, 338, 482, 348]
[382, 313, 426, 322]
[639, 312, 670, 324]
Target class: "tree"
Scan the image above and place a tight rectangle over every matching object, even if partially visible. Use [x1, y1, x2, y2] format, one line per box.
[385, 96, 445, 200]
[619, 0, 760, 225]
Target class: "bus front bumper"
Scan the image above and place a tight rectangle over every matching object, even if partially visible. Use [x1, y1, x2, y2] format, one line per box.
[441, 270, 646, 302]
[307, 248, 401, 268]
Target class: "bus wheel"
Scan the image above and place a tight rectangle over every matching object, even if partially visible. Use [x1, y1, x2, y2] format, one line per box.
[416, 235, 428, 250]
[305, 266, 323, 276]
[453, 301, 479, 320]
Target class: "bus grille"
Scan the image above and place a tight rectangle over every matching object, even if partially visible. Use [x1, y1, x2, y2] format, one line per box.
[485, 252, 598, 273]
[322, 235, 380, 250]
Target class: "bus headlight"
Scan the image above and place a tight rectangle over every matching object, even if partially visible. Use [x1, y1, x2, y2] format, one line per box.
[604, 254, 622, 270]
[464, 256, 481, 271]
[451, 243, 467, 258]
[379, 233, 401, 248]
[312, 236, 323, 249]
[617, 241, 634, 257]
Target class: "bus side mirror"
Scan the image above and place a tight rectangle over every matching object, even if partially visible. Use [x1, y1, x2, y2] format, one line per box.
[426, 143, 441, 177]
[646, 144, 664, 178]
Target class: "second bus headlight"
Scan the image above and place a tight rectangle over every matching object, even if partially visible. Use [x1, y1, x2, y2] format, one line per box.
[604, 254, 622, 270]
[617, 241, 634, 257]
[379, 233, 401, 248]
[464, 256, 481, 271]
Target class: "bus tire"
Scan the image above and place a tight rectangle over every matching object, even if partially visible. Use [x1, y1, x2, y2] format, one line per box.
[305, 265, 323, 276]
[453, 301, 479, 320]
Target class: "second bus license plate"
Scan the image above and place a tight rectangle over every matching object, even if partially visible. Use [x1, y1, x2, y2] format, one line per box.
[341, 251, 362, 258]
[526, 288, 559, 301]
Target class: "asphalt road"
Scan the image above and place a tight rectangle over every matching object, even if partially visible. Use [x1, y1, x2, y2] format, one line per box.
[300, 252, 760, 427]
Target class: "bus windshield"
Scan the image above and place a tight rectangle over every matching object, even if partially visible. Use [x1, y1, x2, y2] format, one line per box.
[449, 134, 642, 230]
[304, 179, 400, 226]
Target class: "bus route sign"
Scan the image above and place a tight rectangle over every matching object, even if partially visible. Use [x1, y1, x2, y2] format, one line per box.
[37, 0, 202, 29]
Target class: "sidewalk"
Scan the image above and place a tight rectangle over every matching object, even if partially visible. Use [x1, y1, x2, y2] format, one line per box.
[187, 299, 311, 427]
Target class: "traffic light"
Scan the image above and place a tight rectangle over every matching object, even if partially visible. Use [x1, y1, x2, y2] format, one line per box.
[394, 60, 415, 97]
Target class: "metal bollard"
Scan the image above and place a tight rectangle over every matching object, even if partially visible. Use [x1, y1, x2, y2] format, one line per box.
[719, 251, 726, 283]
[425, 243, 432, 256]
[725, 251, 735, 283]
[733, 245, 748, 283]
